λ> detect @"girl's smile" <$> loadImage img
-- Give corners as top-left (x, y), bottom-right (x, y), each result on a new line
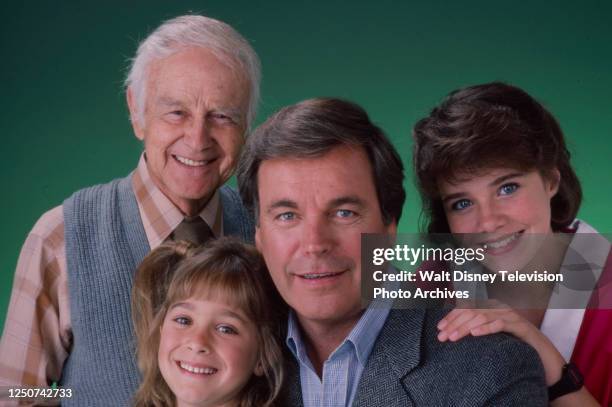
top-left (158, 297), bottom-right (261, 407)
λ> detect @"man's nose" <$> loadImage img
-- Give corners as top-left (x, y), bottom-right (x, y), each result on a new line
top-left (184, 116), bottom-right (213, 151)
top-left (301, 216), bottom-right (334, 256)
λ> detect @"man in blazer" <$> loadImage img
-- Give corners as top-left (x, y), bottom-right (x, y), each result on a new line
top-left (237, 97), bottom-right (548, 406)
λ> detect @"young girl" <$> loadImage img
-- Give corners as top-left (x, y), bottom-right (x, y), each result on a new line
top-left (131, 237), bottom-right (285, 407)
top-left (413, 82), bottom-right (611, 406)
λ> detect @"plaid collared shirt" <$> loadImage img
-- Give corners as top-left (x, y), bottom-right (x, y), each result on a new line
top-left (0, 155), bottom-right (222, 387)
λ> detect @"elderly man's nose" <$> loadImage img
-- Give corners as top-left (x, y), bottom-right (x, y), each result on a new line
top-left (184, 117), bottom-right (213, 150)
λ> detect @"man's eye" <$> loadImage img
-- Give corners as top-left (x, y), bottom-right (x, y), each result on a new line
top-left (165, 111), bottom-right (185, 121)
top-left (451, 199), bottom-right (472, 211)
top-left (173, 316), bottom-right (191, 326)
top-left (276, 212), bottom-right (295, 221)
top-left (499, 183), bottom-right (519, 196)
top-left (211, 112), bottom-right (235, 123)
top-left (216, 325), bottom-right (237, 335)
top-left (335, 209), bottom-right (356, 218)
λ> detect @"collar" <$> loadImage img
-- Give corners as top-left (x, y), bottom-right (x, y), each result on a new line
top-left (286, 301), bottom-right (391, 368)
top-left (546, 219), bottom-right (609, 308)
top-left (541, 219), bottom-right (611, 360)
top-left (131, 153), bottom-right (222, 249)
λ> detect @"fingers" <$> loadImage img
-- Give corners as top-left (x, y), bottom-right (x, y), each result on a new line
top-left (470, 319), bottom-right (505, 336)
top-left (437, 309), bottom-right (488, 342)
top-left (437, 307), bottom-right (465, 330)
top-left (438, 311), bottom-right (489, 342)
top-left (437, 306), bottom-right (523, 342)
top-left (438, 300), bottom-right (509, 330)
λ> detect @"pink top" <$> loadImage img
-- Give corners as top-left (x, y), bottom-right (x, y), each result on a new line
top-left (571, 248), bottom-right (612, 406)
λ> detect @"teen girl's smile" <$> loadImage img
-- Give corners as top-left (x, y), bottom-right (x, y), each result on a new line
top-left (438, 168), bottom-right (559, 271)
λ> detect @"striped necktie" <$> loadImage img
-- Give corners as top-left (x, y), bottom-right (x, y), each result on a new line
top-left (171, 215), bottom-right (214, 246)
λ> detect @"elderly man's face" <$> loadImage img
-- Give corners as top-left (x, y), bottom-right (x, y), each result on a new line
top-left (255, 145), bottom-right (397, 328)
top-left (128, 47), bottom-right (249, 215)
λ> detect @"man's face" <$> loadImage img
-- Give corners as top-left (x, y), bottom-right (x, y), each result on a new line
top-left (128, 47), bottom-right (249, 215)
top-left (255, 145), bottom-right (397, 327)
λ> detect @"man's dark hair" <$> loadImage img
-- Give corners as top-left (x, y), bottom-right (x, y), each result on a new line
top-left (412, 81), bottom-right (582, 233)
top-left (237, 97), bottom-right (405, 225)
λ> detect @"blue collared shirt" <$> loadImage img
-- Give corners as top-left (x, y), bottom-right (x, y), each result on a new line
top-left (286, 302), bottom-right (391, 407)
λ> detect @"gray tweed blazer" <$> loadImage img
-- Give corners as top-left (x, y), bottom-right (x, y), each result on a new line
top-left (281, 308), bottom-right (547, 406)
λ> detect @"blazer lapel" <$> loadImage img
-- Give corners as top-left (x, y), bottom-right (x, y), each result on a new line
top-left (219, 185), bottom-right (255, 243)
top-left (280, 353), bottom-right (304, 407)
top-left (353, 309), bottom-right (425, 407)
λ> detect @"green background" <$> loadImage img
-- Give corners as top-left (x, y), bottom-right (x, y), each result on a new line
top-left (1, 1), bottom-right (610, 330)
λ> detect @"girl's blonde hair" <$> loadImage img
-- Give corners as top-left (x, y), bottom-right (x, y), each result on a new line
top-left (131, 237), bottom-right (285, 407)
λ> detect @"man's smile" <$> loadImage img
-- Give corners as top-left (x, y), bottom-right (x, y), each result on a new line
top-left (172, 154), bottom-right (218, 167)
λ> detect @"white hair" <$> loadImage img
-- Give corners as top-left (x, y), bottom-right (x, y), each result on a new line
top-left (125, 15), bottom-right (261, 129)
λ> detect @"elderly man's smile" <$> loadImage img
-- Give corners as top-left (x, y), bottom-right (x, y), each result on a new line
top-left (172, 153), bottom-right (218, 168)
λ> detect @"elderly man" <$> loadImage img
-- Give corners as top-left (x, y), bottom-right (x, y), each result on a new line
top-left (237, 98), bottom-right (548, 406)
top-left (0, 15), bottom-right (257, 405)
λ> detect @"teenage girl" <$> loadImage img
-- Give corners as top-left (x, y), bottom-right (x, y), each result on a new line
top-left (413, 82), bottom-right (611, 406)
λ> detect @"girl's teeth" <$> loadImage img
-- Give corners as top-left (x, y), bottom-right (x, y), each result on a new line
top-left (485, 233), bottom-right (519, 249)
top-left (179, 361), bottom-right (217, 375)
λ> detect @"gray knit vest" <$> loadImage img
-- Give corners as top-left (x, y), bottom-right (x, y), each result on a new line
top-left (60, 175), bottom-right (254, 406)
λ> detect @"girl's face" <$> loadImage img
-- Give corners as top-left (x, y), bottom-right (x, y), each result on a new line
top-left (158, 295), bottom-right (261, 407)
top-left (438, 168), bottom-right (559, 271)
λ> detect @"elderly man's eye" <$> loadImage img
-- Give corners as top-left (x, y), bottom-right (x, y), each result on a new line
top-left (165, 111), bottom-right (185, 121)
top-left (210, 112), bottom-right (235, 123)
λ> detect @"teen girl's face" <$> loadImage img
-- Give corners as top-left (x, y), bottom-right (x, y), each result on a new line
top-left (438, 168), bottom-right (559, 271)
top-left (158, 296), bottom-right (261, 407)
